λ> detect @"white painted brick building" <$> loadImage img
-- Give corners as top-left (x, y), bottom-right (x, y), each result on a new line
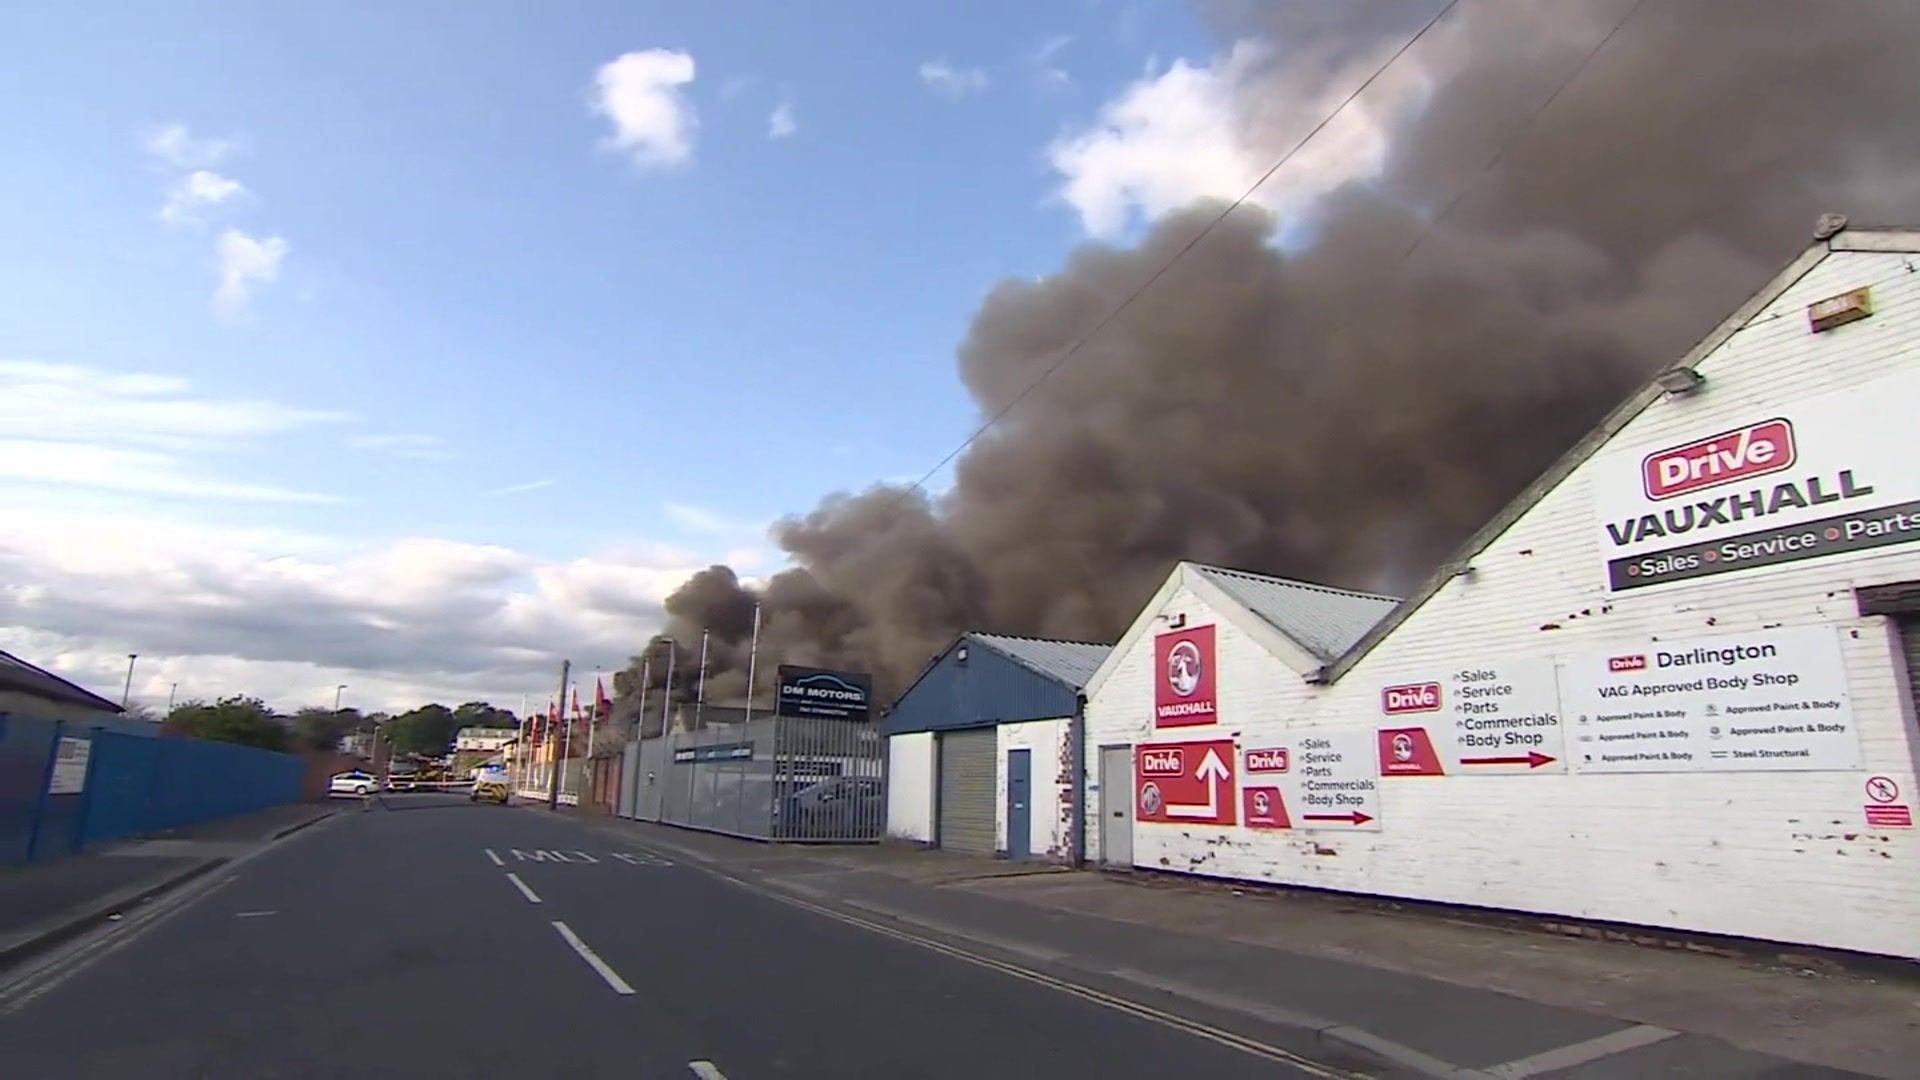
top-left (1082, 228), bottom-right (1920, 959)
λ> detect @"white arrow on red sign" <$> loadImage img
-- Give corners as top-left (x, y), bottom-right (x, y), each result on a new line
top-left (1164, 748), bottom-right (1231, 819)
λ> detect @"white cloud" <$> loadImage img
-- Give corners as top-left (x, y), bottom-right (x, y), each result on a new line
top-left (918, 60), bottom-right (988, 99)
top-left (160, 169), bottom-right (247, 225)
top-left (213, 228), bottom-right (289, 316)
top-left (1047, 39), bottom-right (1416, 238)
top-left (144, 123), bottom-right (234, 168)
top-left (0, 510), bottom-right (707, 712)
top-left (0, 440), bottom-right (338, 503)
top-left (767, 99), bottom-right (797, 139)
top-left (348, 433), bottom-right (453, 461)
top-left (0, 361), bottom-right (346, 502)
top-left (592, 49), bottom-right (698, 169)
top-left (489, 479), bottom-right (555, 497)
top-left (664, 502), bottom-right (767, 539)
top-left (1033, 35), bottom-right (1074, 89)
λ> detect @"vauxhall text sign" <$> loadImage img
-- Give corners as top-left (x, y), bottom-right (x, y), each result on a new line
top-left (775, 665), bottom-right (873, 721)
top-left (1592, 369), bottom-right (1920, 591)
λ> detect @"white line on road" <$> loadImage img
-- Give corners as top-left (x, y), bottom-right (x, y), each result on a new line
top-left (688, 1061), bottom-right (727, 1079)
top-left (552, 920), bottom-right (634, 995)
top-left (1483, 1024), bottom-right (1678, 1078)
top-left (233, 910), bottom-right (278, 918)
top-left (505, 872), bottom-right (542, 904)
top-left (485, 848), bottom-right (504, 866)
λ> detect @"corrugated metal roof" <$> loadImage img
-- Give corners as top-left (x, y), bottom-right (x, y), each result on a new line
top-left (969, 633), bottom-right (1110, 689)
top-left (0, 649), bottom-right (125, 712)
top-left (1188, 564), bottom-right (1399, 662)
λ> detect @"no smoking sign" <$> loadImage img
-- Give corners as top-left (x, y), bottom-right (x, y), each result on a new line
top-left (1866, 776), bottom-right (1900, 804)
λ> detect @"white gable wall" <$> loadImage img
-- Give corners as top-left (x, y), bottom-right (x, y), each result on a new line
top-left (1083, 244), bottom-right (1920, 958)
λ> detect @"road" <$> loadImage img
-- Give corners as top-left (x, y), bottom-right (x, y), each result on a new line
top-left (0, 795), bottom-right (1352, 1078)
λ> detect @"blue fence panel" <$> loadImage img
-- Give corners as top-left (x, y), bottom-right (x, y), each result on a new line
top-left (3, 714), bottom-right (304, 861)
top-left (0, 714), bottom-right (62, 865)
top-left (77, 732), bottom-right (163, 846)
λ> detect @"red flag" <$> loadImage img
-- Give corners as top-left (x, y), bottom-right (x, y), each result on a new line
top-left (571, 687), bottom-right (582, 719)
top-left (594, 678), bottom-right (610, 724)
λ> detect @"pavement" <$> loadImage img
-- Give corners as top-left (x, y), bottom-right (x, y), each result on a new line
top-left (0, 794), bottom-right (1911, 1079)
top-left (0, 801), bottom-right (337, 968)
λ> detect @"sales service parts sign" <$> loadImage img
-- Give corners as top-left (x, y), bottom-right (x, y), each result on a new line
top-left (1560, 625), bottom-right (1860, 773)
top-left (1377, 659), bottom-right (1566, 776)
top-left (1591, 368), bottom-right (1920, 592)
top-left (1154, 624), bottom-right (1217, 728)
top-left (1239, 728), bottom-right (1380, 831)
top-left (1136, 739), bottom-right (1236, 826)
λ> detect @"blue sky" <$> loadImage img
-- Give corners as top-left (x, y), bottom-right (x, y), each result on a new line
top-left (3, 1), bottom-right (1288, 710)
top-left (4, 2), bottom-right (1212, 554)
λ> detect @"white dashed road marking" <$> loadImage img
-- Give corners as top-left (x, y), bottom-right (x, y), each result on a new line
top-left (688, 1062), bottom-right (727, 1079)
top-left (485, 848), bottom-right (504, 866)
top-left (552, 920), bottom-right (635, 995)
top-left (505, 872), bottom-right (542, 904)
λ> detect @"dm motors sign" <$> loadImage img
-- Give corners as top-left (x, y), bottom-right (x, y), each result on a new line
top-left (775, 665), bottom-right (872, 721)
top-left (1592, 368), bottom-right (1920, 591)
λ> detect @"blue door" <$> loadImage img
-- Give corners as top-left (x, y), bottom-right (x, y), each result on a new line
top-left (1006, 749), bottom-right (1031, 861)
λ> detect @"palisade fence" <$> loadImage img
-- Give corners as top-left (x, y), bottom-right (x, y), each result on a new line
top-left (0, 712), bottom-right (303, 866)
top-left (617, 715), bottom-right (883, 842)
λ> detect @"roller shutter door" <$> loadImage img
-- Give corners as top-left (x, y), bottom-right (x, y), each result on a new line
top-left (938, 728), bottom-right (997, 855)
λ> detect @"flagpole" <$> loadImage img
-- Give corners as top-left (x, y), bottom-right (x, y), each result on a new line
top-left (743, 604), bottom-right (761, 726)
top-left (546, 660), bottom-right (569, 810)
top-left (657, 641), bottom-right (675, 824)
top-left (636, 655), bottom-right (652, 743)
top-left (737, 602), bottom-right (761, 833)
top-left (586, 666), bottom-right (599, 761)
top-left (560, 679), bottom-right (575, 802)
top-left (694, 629), bottom-right (710, 729)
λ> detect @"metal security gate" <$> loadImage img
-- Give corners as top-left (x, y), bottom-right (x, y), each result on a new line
top-left (937, 728), bottom-right (996, 854)
top-left (645, 715), bottom-right (882, 842)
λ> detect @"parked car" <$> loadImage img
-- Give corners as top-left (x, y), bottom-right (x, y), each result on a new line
top-left (470, 765), bottom-right (511, 805)
top-left (328, 770), bottom-right (377, 797)
top-left (781, 776), bottom-right (883, 837)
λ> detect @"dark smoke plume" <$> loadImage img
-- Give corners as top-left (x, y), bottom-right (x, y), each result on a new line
top-left (618, 0), bottom-right (1920, 716)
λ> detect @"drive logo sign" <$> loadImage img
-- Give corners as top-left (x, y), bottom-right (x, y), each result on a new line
top-left (1153, 624), bottom-right (1217, 727)
top-left (1642, 419), bottom-right (1794, 501)
top-left (1381, 682), bottom-right (1441, 715)
top-left (1608, 654), bottom-right (1648, 673)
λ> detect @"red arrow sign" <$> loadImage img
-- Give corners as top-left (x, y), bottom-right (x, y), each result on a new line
top-left (1460, 751), bottom-right (1556, 768)
top-left (1302, 811), bottom-right (1373, 825)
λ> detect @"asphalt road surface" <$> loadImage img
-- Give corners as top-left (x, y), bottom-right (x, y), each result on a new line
top-left (0, 795), bottom-right (1349, 1079)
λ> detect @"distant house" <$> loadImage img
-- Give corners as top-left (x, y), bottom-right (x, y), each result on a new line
top-left (0, 649), bottom-right (126, 724)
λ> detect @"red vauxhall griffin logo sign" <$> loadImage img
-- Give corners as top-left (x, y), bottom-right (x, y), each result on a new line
top-left (1641, 418), bottom-right (1795, 501)
top-left (1154, 624), bottom-right (1217, 728)
top-left (1381, 682), bottom-right (1441, 715)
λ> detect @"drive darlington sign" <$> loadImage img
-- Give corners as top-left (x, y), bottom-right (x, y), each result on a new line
top-left (1591, 369), bottom-right (1920, 591)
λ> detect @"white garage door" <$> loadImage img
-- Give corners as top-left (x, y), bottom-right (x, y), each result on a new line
top-left (937, 728), bottom-right (997, 855)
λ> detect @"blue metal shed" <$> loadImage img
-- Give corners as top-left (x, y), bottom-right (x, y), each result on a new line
top-left (884, 633), bottom-right (1110, 735)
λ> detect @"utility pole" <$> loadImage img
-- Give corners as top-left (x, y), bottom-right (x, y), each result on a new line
top-left (547, 658), bottom-right (570, 811)
top-left (121, 653), bottom-right (138, 707)
top-left (167, 682), bottom-right (178, 713)
top-left (334, 684), bottom-right (347, 712)
top-left (694, 629), bottom-right (711, 729)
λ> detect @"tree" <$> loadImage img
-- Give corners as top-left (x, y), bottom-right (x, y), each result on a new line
top-left (451, 702), bottom-right (517, 730)
top-left (164, 696), bottom-right (289, 752)
top-left (383, 703), bottom-right (457, 757)
top-left (291, 706), bottom-right (361, 751)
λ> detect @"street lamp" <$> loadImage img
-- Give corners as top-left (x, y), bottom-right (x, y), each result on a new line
top-left (334, 684), bottom-right (348, 712)
top-left (121, 653), bottom-right (138, 708)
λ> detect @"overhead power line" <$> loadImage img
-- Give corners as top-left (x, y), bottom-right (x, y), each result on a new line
top-left (888, 0), bottom-right (1463, 505)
